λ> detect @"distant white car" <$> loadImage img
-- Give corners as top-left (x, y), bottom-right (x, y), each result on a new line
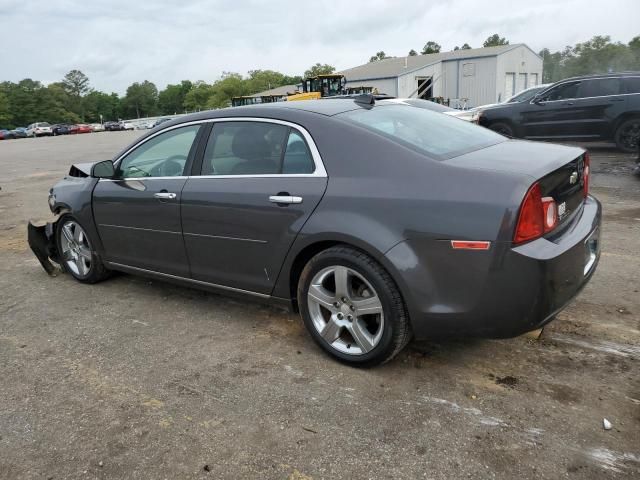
top-left (446, 84), bottom-right (552, 122)
top-left (26, 122), bottom-right (53, 137)
top-left (90, 123), bottom-right (105, 132)
top-left (122, 122), bottom-right (135, 131)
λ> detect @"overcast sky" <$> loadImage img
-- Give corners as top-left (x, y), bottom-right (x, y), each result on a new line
top-left (0, 0), bottom-right (637, 94)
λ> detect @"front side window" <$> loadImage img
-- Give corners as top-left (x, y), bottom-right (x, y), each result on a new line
top-left (117, 125), bottom-right (200, 178)
top-left (202, 122), bottom-right (313, 176)
top-left (543, 82), bottom-right (580, 101)
top-left (338, 104), bottom-right (505, 159)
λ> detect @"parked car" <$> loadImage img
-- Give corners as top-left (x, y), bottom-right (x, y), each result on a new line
top-left (26, 122), bottom-right (52, 137)
top-left (67, 124), bottom-right (79, 134)
top-left (104, 121), bottom-right (123, 131)
top-left (477, 72), bottom-right (640, 152)
top-left (0, 129), bottom-right (16, 140)
top-left (90, 123), bottom-right (105, 132)
top-left (28, 98), bottom-right (601, 366)
top-left (51, 124), bottom-right (70, 136)
top-left (447, 84), bottom-right (552, 122)
top-left (11, 127), bottom-right (28, 138)
top-left (122, 122), bottom-right (135, 131)
top-left (151, 117), bottom-right (172, 128)
top-left (76, 124), bottom-right (92, 134)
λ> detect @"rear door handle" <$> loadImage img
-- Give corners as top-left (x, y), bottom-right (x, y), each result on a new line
top-left (154, 192), bottom-right (177, 200)
top-left (269, 195), bottom-right (303, 204)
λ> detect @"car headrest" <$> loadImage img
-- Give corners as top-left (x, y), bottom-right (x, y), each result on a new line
top-left (231, 125), bottom-right (271, 161)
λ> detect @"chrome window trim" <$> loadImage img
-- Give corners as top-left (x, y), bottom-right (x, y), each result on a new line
top-left (532, 76), bottom-right (640, 104)
top-left (107, 117), bottom-right (328, 181)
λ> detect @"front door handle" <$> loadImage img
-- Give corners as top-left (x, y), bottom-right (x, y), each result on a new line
top-left (154, 192), bottom-right (177, 200)
top-left (269, 195), bottom-right (303, 204)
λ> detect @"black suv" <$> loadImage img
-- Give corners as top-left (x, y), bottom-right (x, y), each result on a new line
top-left (477, 72), bottom-right (640, 152)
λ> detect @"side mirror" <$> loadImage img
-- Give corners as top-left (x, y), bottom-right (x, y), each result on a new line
top-left (91, 160), bottom-right (115, 178)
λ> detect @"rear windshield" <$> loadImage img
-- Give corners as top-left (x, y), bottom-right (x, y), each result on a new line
top-left (337, 104), bottom-right (505, 159)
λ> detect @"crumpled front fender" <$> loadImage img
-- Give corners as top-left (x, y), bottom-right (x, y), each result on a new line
top-left (27, 221), bottom-right (60, 276)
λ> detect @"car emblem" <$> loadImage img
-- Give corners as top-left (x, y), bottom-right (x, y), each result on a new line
top-left (569, 171), bottom-right (578, 185)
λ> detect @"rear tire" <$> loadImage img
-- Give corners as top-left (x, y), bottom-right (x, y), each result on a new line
top-left (55, 215), bottom-right (110, 284)
top-left (297, 246), bottom-right (412, 367)
top-left (489, 122), bottom-right (514, 137)
top-left (614, 118), bottom-right (640, 153)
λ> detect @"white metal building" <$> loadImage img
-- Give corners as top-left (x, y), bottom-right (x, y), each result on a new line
top-left (339, 44), bottom-right (542, 108)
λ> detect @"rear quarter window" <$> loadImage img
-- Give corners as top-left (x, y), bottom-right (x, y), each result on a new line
top-left (337, 104), bottom-right (505, 159)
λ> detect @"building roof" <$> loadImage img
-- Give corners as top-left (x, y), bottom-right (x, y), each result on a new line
top-left (250, 84), bottom-right (298, 97)
top-left (338, 44), bottom-right (527, 82)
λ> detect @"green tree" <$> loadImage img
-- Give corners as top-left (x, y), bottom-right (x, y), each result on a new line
top-left (483, 34), bottom-right (509, 47)
top-left (408, 49), bottom-right (417, 56)
top-left (421, 41), bottom-right (441, 55)
top-left (123, 81), bottom-right (158, 118)
top-left (62, 69), bottom-right (91, 97)
top-left (369, 51), bottom-right (391, 62)
top-left (461, 43), bottom-right (472, 50)
top-left (158, 80), bottom-right (193, 115)
top-left (303, 63), bottom-right (335, 78)
top-left (245, 70), bottom-right (287, 93)
top-left (39, 83), bottom-right (81, 124)
top-left (183, 81), bottom-right (215, 111)
top-left (207, 72), bottom-right (248, 109)
top-left (83, 90), bottom-right (122, 122)
top-left (0, 91), bottom-right (11, 127)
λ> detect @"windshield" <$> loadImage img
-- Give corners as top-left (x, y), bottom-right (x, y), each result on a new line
top-left (337, 104), bottom-right (505, 159)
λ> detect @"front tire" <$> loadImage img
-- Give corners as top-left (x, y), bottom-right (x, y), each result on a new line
top-left (297, 246), bottom-right (412, 367)
top-left (614, 118), bottom-right (640, 153)
top-left (489, 122), bottom-right (514, 137)
top-left (55, 215), bottom-right (110, 283)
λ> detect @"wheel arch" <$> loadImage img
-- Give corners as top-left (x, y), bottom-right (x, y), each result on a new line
top-left (278, 233), bottom-right (410, 315)
top-left (612, 111), bottom-right (640, 132)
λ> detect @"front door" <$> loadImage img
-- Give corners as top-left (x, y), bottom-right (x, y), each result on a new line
top-left (93, 124), bottom-right (202, 276)
top-left (520, 80), bottom-right (582, 139)
top-left (181, 120), bottom-right (328, 295)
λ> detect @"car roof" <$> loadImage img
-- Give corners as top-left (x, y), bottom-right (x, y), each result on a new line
top-left (558, 71), bottom-right (640, 82)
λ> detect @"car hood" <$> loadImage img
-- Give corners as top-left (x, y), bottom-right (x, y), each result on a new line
top-left (68, 162), bottom-right (98, 177)
top-left (444, 139), bottom-right (584, 181)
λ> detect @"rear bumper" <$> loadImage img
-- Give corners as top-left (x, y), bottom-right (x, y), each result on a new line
top-left (385, 196), bottom-right (602, 339)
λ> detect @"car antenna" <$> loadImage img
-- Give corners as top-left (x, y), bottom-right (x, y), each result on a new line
top-left (354, 93), bottom-right (375, 106)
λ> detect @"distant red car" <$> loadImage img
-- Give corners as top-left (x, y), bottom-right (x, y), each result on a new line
top-left (77, 124), bottom-right (92, 134)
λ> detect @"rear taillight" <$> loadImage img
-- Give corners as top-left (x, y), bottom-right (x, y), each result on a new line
top-left (514, 183), bottom-right (558, 245)
top-left (583, 152), bottom-right (590, 198)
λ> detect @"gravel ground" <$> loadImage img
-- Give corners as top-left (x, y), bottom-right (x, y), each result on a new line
top-left (0, 132), bottom-right (639, 480)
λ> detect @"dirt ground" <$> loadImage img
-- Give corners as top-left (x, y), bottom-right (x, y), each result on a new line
top-left (0, 132), bottom-right (639, 480)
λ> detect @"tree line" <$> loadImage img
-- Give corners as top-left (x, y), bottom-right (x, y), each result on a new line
top-left (1, 34), bottom-right (639, 129)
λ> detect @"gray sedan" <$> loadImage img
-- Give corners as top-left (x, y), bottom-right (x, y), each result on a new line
top-left (29, 96), bottom-right (601, 366)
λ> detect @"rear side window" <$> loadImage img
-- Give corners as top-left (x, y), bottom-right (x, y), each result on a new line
top-left (577, 78), bottom-right (621, 98)
top-left (201, 122), bottom-right (314, 175)
top-left (624, 77), bottom-right (640, 94)
top-left (282, 131), bottom-right (314, 174)
top-left (337, 104), bottom-right (504, 159)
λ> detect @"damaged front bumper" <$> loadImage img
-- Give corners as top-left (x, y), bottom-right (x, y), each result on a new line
top-left (27, 220), bottom-right (60, 275)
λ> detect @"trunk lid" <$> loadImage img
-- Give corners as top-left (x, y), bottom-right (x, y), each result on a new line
top-left (445, 139), bottom-right (588, 227)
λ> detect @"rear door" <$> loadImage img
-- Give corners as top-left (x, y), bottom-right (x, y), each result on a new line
top-left (92, 124), bottom-right (203, 276)
top-left (181, 119), bottom-right (328, 295)
top-left (567, 77), bottom-right (623, 139)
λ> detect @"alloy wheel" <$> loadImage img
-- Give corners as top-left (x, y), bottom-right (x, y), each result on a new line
top-left (307, 265), bottom-right (384, 355)
top-left (620, 120), bottom-right (640, 151)
top-left (59, 220), bottom-right (92, 277)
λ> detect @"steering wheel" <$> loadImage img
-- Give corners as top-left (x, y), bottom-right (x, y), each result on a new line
top-left (157, 155), bottom-right (187, 177)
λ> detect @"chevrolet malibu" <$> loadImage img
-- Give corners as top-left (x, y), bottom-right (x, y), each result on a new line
top-left (28, 97), bottom-right (601, 366)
